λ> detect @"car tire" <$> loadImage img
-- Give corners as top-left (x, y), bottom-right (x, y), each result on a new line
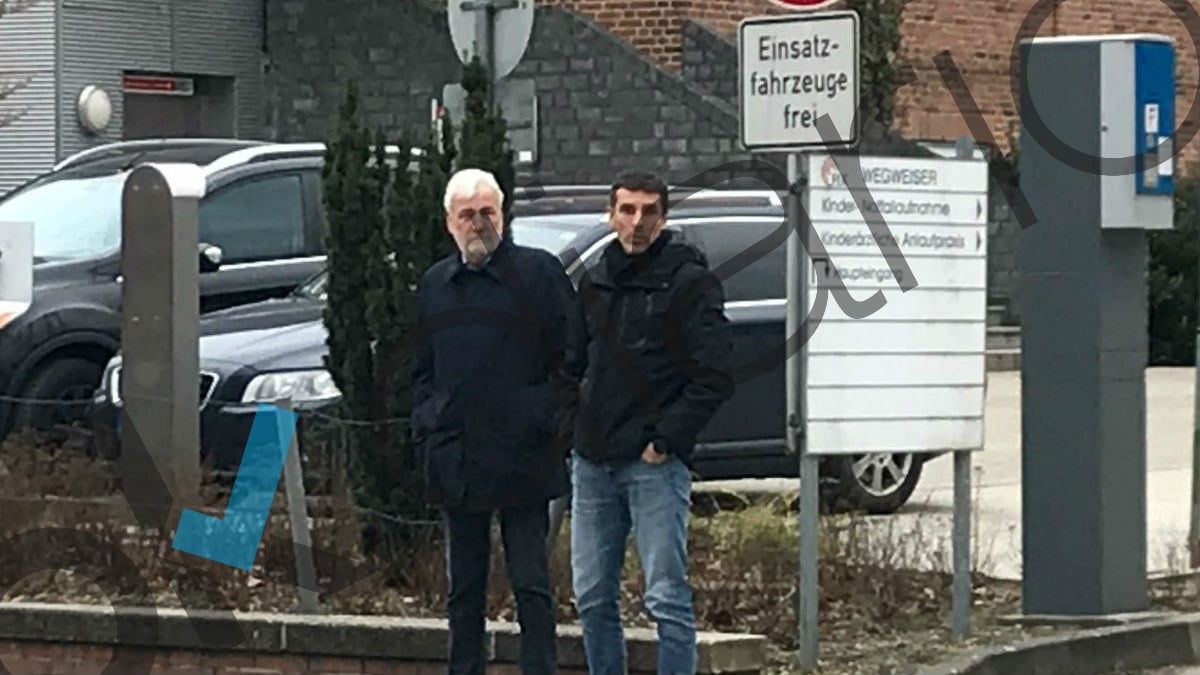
top-left (13, 358), bottom-right (105, 432)
top-left (822, 452), bottom-right (923, 515)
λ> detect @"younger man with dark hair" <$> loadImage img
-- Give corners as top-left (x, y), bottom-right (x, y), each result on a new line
top-left (566, 169), bottom-right (735, 675)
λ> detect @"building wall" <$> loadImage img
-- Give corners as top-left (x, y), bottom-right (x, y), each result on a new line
top-left (57, 0), bottom-right (264, 158)
top-left (264, 0), bottom-right (1027, 320)
top-left (263, 0), bottom-right (797, 187)
top-left (0, 0), bottom-right (58, 195)
top-left (548, 0), bottom-right (1200, 172)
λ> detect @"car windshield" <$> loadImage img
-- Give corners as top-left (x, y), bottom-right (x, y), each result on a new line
top-left (0, 171), bottom-right (127, 262)
top-left (510, 213), bottom-right (603, 255)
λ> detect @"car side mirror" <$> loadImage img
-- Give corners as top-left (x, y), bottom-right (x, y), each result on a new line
top-left (199, 243), bottom-right (222, 273)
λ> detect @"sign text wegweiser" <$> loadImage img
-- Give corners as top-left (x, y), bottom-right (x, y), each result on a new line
top-left (738, 11), bottom-right (860, 150)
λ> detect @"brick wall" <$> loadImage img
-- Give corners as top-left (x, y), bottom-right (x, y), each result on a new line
top-left (0, 604), bottom-right (766, 675)
top-left (548, 0), bottom-right (1200, 168)
top-left (265, 0), bottom-right (800, 186)
top-left (681, 19), bottom-right (738, 104)
top-left (543, 0), bottom-right (791, 70)
top-left (0, 639), bottom-right (593, 675)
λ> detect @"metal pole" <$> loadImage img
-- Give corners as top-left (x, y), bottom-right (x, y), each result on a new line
top-left (952, 137), bottom-right (974, 637)
top-left (789, 152), bottom-right (818, 672)
top-left (952, 450), bottom-right (971, 637)
top-left (279, 398), bottom-right (323, 614)
top-left (1191, 303), bottom-right (1200, 568)
top-left (485, 1), bottom-right (497, 115)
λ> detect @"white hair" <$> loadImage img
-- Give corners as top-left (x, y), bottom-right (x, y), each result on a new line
top-left (443, 168), bottom-right (504, 212)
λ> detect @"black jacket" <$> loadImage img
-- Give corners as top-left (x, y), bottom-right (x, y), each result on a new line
top-left (567, 229), bottom-right (735, 467)
top-left (411, 239), bottom-right (575, 512)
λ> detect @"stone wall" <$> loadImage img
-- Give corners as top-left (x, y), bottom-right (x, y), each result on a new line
top-left (538, 0), bottom-right (1200, 171)
top-left (264, 0), bottom-right (788, 186)
top-left (0, 602), bottom-right (766, 675)
top-left (681, 20), bottom-right (737, 105)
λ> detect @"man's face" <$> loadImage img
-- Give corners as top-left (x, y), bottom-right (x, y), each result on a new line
top-left (446, 187), bottom-right (504, 262)
top-left (608, 188), bottom-right (666, 255)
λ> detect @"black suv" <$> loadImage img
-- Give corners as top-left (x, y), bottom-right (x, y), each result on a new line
top-left (0, 139), bottom-right (344, 436)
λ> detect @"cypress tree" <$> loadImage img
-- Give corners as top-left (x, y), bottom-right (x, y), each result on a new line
top-left (322, 84), bottom-right (420, 555)
top-left (322, 82), bottom-right (378, 430)
top-left (454, 56), bottom-right (517, 238)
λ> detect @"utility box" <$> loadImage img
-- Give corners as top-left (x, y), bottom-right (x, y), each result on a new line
top-left (1018, 33), bottom-right (1178, 618)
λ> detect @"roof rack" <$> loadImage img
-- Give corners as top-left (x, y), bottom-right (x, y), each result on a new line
top-left (204, 142), bottom-right (427, 175)
top-left (53, 138), bottom-right (265, 172)
top-left (514, 184), bottom-right (783, 210)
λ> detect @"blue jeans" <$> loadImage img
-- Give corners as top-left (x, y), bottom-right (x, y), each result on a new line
top-left (570, 454), bottom-right (696, 675)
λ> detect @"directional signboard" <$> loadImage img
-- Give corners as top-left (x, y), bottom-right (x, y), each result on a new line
top-left (804, 154), bottom-right (989, 455)
top-left (738, 11), bottom-right (860, 151)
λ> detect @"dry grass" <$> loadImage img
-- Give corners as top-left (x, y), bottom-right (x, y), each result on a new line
top-left (4, 429), bottom-right (1200, 675)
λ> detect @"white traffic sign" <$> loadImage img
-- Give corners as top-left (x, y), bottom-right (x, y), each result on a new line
top-left (448, 0), bottom-right (534, 79)
top-left (738, 11), bottom-right (860, 151)
top-left (803, 154), bottom-right (990, 455)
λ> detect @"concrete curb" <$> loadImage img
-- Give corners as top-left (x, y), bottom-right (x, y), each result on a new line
top-left (0, 601), bottom-right (768, 674)
top-left (914, 612), bottom-right (1200, 675)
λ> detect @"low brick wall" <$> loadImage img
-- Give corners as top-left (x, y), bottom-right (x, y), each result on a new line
top-left (0, 602), bottom-right (766, 675)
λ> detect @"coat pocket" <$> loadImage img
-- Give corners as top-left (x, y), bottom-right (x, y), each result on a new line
top-left (422, 428), bottom-right (466, 505)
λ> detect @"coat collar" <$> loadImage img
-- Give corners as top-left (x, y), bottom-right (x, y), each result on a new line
top-left (587, 229), bottom-right (676, 289)
top-left (441, 236), bottom-right (514, 284)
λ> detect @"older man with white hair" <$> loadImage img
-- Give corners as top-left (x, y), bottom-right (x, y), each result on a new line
top-left (410, 167), bottom-right (579, 675)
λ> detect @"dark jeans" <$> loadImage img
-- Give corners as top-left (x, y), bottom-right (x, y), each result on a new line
top-left (444, 501), bottom-right (557, 675)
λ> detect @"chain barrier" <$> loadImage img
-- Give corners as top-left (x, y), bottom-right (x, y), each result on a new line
top-left (0, 392), bottom-right (440, 528)
top-left (0, 392), bottom-right (411, 427)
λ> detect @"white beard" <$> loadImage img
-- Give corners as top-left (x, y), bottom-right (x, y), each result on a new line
top-left (465, 236), bottom-right (490, 262)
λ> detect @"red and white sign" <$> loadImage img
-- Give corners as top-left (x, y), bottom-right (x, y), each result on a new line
top-left (122, 74), bottom-right (195, 96)
top-left (766, 0), bottom-right (841, 9)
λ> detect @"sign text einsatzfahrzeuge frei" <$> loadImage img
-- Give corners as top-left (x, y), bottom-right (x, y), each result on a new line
top-left (738, 11), bottom-right (860, 150)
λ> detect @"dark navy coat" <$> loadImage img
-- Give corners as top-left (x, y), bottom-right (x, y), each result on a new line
top-left (410, 238), bottom-right (576, 512)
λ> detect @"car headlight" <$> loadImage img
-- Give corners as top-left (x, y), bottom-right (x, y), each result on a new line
top-left (241, 370), bottom-right (341, 404)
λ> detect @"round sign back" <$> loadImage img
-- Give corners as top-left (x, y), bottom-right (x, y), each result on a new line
top-left (765, 0), bottom-right (841, 8)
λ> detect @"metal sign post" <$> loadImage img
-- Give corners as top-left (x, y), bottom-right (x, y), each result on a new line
top-left (276, 397), bottom-right (323, 614)
top-left (739, 9), bottom-right (860, 671)
top-left (120, 163), bottom-right (204, 507)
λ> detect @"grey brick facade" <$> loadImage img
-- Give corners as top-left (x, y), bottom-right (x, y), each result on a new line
top-left (264, 0), bottom-right (787, 188)
top-left (682, 20), bottom-right (738, 107)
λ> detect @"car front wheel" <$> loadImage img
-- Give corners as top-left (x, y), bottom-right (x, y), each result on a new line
top-left (824, 452), bottom-right (923, 514)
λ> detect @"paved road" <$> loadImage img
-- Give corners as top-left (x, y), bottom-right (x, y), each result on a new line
top-left (695, 367), bottom-right (1198, 580)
